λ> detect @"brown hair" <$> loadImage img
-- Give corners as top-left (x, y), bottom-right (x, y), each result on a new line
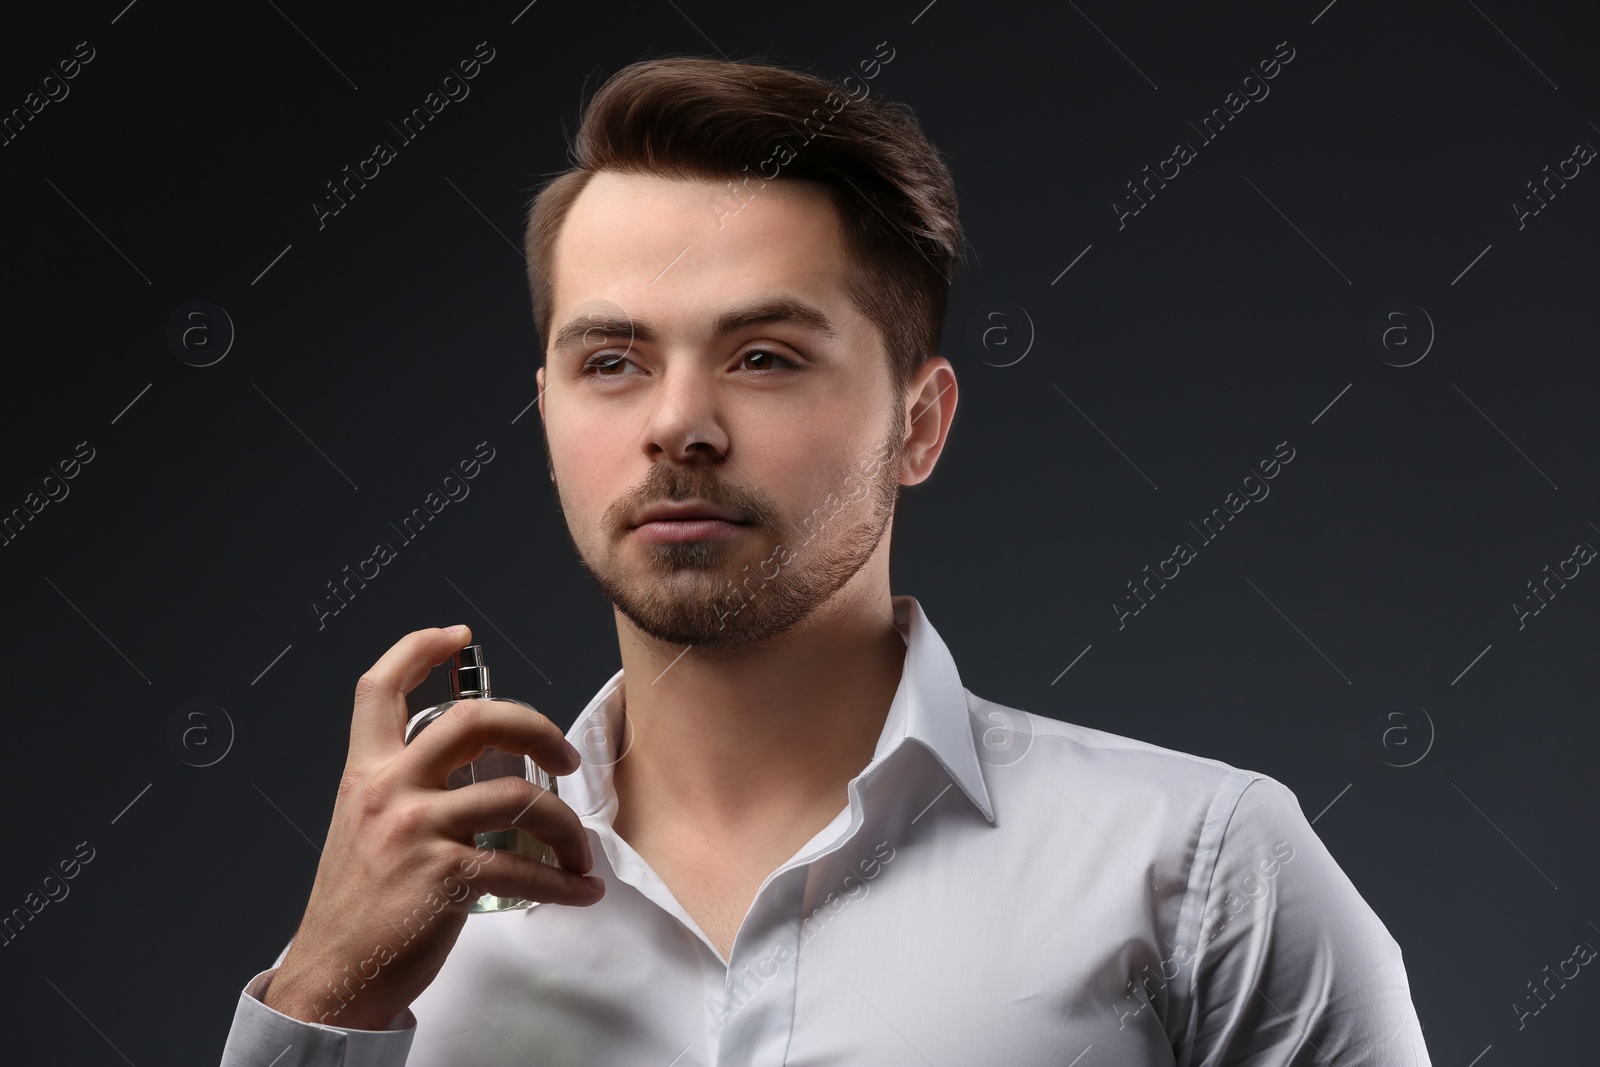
top-left (522, 54), bottom-right (966, 400)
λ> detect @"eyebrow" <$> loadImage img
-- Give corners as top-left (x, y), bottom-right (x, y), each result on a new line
top-left (550, 296), bottom-right (840, 356)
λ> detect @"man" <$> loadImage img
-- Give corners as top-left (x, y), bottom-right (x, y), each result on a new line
top-left (220, 54), bottom-right (1432, 1065)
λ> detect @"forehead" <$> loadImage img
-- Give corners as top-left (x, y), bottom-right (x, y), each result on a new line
top-left (550, 170), bottom-right (857, 335)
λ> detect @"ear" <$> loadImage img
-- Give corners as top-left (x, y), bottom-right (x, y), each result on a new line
top-left (899, 357), bottom-right (957, 486)
top-left (536, 365), bottom-right (547, 420)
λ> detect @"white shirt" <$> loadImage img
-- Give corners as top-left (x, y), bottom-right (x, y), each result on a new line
top-left (219, 595), bottom-right (1432, 1065)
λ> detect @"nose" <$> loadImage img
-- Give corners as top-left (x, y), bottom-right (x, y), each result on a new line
top-left (640, 360), bottom-right (731, 464)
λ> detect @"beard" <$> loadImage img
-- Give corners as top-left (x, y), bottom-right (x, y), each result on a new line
top-left (550, 426), bottom-right (903, 653)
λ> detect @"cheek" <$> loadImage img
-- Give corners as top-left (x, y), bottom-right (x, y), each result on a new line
top-left (549, 424), bottom-right (621, 519)
top-left (778, 432), bottom-right (883, 518)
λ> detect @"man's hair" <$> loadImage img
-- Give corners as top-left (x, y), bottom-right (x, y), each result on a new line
top-left (522, 54), bottom-right (966, 400)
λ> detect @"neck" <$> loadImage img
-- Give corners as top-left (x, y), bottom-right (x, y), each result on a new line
top-left (609, 571), bottom-right (905, 844)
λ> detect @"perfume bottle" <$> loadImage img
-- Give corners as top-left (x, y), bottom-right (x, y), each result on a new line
top-left (404, 643), bottom-right (561, 913)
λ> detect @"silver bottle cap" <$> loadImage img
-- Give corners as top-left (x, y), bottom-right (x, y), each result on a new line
top-left (451, 644), bottom-right (491, 699)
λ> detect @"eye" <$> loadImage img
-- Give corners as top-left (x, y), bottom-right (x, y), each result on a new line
top-left (580, 348), bottom-right (799, 379)
top-left (739, 349), bottom-right (798, 372)
top-left (580, 352), bottom-right (639, 377)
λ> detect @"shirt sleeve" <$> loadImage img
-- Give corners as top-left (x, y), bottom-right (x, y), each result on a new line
top-left (1180, 775), bottom-right (1433, 1066)
top-left (217, 941), bottom-right (418, 1067)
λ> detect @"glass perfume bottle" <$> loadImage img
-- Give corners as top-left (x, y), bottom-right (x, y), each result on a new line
top-left (404, 643), bottom-right (560, 913)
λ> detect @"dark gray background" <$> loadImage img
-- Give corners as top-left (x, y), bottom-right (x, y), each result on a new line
top-left (1, 0), bottom-right (1595, 1063)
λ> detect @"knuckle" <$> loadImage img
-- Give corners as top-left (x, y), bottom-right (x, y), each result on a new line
top-left (536, 860), bottom-right (586, 900)
top-left (334, 768), bottom-right (365, 807)
top-left (335, 767), bottom-right (375, 812)
top-left (496, 773), bottom-right (549, 812)
top-left (354, 773), bottom-right (396, 821)
top-left (437, 865), bottom-right (477, 903)
top-left (353, 670), bottom-right (385, 701)
top-left (537, 717), bottom-right (565, 748)
top-left (451, 843), bottom-right (492, 880)
top-left (424, 840), bottom-right (467, 877)
top-left (450, 697), bottom-right (490, 731)
top-left (519, 857), bottom-right (556, 895)
top-left (388, 798), bottom-right (431, 837)
top-left (522, 713), bottom-right (562, 756)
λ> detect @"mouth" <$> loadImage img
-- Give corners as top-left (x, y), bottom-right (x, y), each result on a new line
top-left (629, 517), bottom-right (750, 543)
top-left (627, 498), bottom-right (755, 543)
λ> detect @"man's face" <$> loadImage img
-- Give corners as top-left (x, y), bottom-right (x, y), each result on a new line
top-left (535, 171), bottom-right (907, 651)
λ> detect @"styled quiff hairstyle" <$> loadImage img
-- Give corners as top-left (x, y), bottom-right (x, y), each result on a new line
top-left (522, 54), bottom-right (966, 400)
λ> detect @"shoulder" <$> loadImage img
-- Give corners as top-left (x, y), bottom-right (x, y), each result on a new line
top-left (961, 688), bottom-right (1303, 836)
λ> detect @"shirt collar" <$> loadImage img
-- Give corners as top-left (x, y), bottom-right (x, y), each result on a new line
top-left (558, 594), bottom-right (995, 826)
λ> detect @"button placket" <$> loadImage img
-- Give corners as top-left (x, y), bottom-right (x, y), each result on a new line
top-left (711, 866), bottom-right (808, 1065)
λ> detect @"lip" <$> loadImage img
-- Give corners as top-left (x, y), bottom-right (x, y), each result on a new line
top-left (630, 518), bottom-right (749, 543)
top-left (629, 501), bottom-right (750, 528)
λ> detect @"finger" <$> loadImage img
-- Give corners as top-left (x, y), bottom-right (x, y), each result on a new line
top-left (349, 625), bottom-right (473, 768)
top-left (431, 774), bottom-right (593, 874)
top-left (401, 697), bottom-right (579, 788)
top-left (456, 843), bottom-right (605, 908)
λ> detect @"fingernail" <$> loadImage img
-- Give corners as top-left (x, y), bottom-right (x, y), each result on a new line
top-left (564, 739), bottom-right (582, 764)
top-left (445, 624), bottom-right (467, 634)
top-left (584, 875), bottom-right (604, 892)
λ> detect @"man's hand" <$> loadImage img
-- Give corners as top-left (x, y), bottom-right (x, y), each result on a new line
top-left (262, 625), bottom-right (603, 1030)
